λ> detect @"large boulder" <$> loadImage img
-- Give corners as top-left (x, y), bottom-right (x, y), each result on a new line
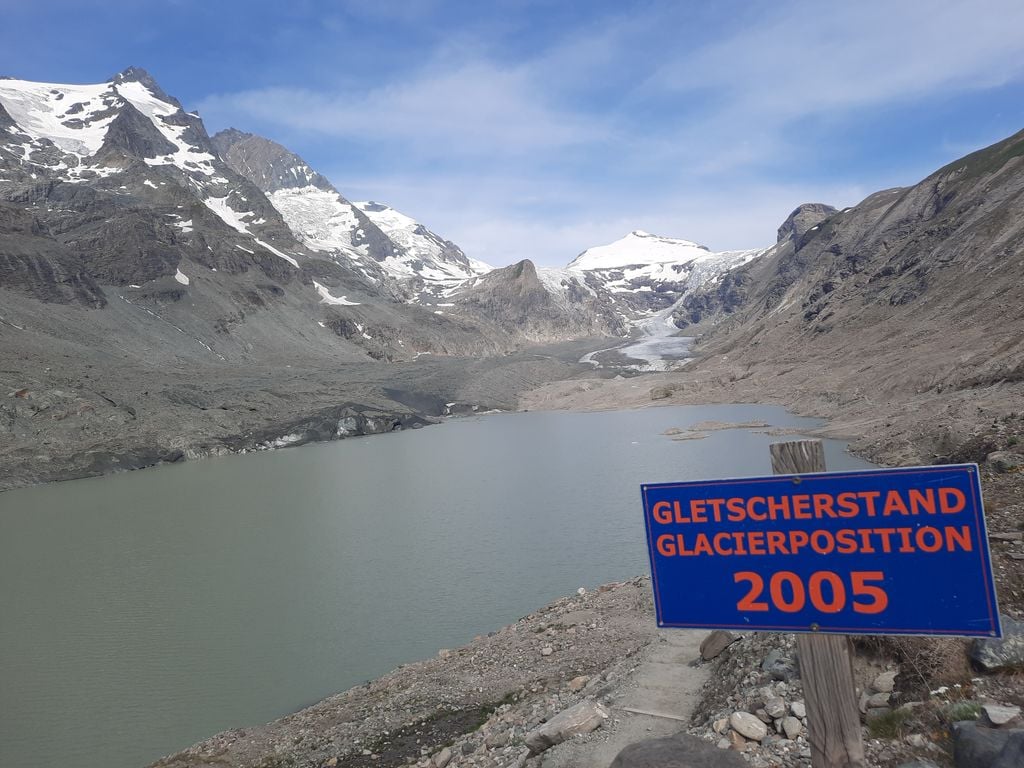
top-left (952, 720), bottom-right (1024, 768)
top-left (970, 615), bottom-right (1024, 672)
top-left (609, 732), bottom-right (746, 768)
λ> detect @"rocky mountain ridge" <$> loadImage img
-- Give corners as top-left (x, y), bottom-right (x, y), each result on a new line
top-left (676, 127), bottom-right (1024, 409)
top-left (0, 68), bottom-right (651, 489)
top-left (211, 128), bottom-right (492, 300)
top-left (0, 68), bottom-right (645, 369)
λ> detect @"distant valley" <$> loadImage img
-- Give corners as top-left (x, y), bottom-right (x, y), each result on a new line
top-left (1, 67), bottom-right (1023, 492)
top-left (0, 68), bottom-right (770, 489)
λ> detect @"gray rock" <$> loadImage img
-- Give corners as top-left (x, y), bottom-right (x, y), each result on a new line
top-left (896, 761), bottom-right (940, 768)
top-left (971, 615), bottom-right (1024, 672)
top-left (432, 747), bottom-right (452, 768)
top-left (524, 699), bottom-right (609, 754)
top-left (867, 691), bottom-right (892, 708)
top-left (730, 712), bottom-right (768, 741)
top-left (761, 649), bottom-right (798, 681)
top-left (781, 716), bottom-right (802, 740)
top-left (485, 730), bottom-right (510, 749)
top-left (983, 703), bottom-right (1021, 726)
top-left (764, 696), bottom-right (787, 719)
top-left (952, 720), bottom-right (1024, 768)
top-left (755, 708), bottom-right (772, 723)
top-left (986, 451), bottom-right (1024, 473)
top-left (609, 732), bottom-right (747, 768)
top-left (790, 700), bottom-right (806, 718)
top-left (873, 670), bottom-right (897, 693)
top-left (990, 532), bottom-right (1024, 542)
top-left (700, 630), bottom-right (736, 661)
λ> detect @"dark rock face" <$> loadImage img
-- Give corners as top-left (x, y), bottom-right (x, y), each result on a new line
top-left (776, 203), bottom-right (838, 243)
top-left (673, 269), bottom-right (750, 328)
top-left (452, 259), bottom-right (625, 341)
top-left (0, 202), bottom-right (107, 306)
top-left (971, 615), bottom-right (1024, 672)
top-left (96, 101), bottom-right (178, 159)
top-left (211, 128), bottom-right (334, 193)
top-left (609, 732), bottom-right (746, 768)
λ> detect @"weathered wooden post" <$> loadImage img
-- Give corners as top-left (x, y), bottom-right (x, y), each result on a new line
top-left (770, 439), bottom-right (865, 768)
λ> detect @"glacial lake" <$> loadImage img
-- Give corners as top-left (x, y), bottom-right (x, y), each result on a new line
top-left (0, 404), bottom-right (875, 768)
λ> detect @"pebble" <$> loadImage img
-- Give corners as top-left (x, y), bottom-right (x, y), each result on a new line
top-left (567, 675), bottom-right (590, 692)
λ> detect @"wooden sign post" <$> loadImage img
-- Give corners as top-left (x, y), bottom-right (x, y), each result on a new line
top-left (642, 436), bottom-right (1000, 768)
top-left (770, 440), bottom-right (865, 768)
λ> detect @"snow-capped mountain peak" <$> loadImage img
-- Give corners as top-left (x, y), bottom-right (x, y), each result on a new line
top-left (568, 230), bottom-right (711, 272)
top-left (0, 68), bottom-right (218, 179)
top-left (559, 230), bottom-right (765, 319)
top-left (354, 201), bottom-right (491, 286)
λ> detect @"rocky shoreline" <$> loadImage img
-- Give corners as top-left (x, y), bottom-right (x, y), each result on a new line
top-left (7, 331), bottom-right (1024, 768)
top-left (151, 578), bottom-right (670, 768)
top-left (143, 352), bottom-right (1024, 768)
top-left (0, 337), bottom-right (610, 492)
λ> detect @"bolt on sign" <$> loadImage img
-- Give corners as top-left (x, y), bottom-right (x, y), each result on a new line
top-left (641, 464), bottom-right (1001, 637)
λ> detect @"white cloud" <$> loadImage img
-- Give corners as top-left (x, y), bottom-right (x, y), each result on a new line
top-left (654, 0), bottom-right (1024, 122)
top-left (197, 0), bottom-right (1024, 268)
top-left (198, 60), bottom-right (611, 157)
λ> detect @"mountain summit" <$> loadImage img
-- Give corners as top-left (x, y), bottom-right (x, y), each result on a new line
top-left (562, 230), bottom-right (763, 318)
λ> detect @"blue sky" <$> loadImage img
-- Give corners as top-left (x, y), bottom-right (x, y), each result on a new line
top-left (4, 0), bottom-right (1024, 266)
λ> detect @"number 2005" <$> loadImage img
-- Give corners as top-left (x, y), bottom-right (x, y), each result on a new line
top-left (733, 570), bottom-right (888, 614)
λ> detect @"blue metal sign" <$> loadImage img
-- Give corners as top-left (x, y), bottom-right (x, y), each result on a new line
top-left (641, 464), bottom-right (1001, 637)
